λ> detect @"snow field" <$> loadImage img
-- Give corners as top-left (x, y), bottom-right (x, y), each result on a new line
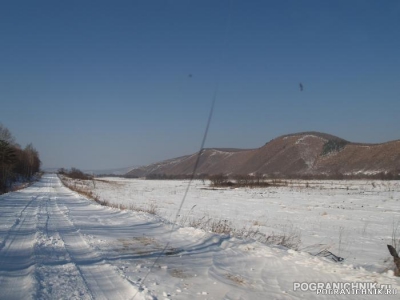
top-left (93, 178), bottom-right (400, 273)
top-left (1, 174), bottom-right (399, 299)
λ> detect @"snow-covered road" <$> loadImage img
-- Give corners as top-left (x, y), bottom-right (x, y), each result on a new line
top-left (0, 174), bottom-right (142, 300)
top-left (0, 174), bottom-right (399, 299)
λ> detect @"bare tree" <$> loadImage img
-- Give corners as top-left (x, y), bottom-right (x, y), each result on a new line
top-left (0, 123), bottom-right (16, 145)
top-left (0, 140), bottom-right (17, 192)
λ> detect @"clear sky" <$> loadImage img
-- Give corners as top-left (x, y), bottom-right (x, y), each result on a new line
top-left (1, 0), bottom-right (399, 170)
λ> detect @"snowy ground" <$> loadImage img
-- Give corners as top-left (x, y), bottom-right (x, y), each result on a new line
top-left (0, 174), bottom-right (399, 299)
top-left (92, 177), bottom-right (400, 274)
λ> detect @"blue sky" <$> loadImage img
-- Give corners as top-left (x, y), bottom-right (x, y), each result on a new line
top-left (1, 0), bottom-right (399, 170)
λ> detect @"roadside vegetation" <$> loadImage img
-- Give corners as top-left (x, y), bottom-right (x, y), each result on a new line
top-left (0, 124), bottom-right (41, 194)
top-left (58, 171), bottom-right (159, 214)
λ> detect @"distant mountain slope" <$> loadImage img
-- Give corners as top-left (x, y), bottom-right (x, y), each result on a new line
top-left (125, 132), bottom-right (400, 177)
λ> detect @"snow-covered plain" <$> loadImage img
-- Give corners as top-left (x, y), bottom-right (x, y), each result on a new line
top-left (1, 174), bottom-right (399, 299)
top-left (93, 177), bottom-right (400, 274)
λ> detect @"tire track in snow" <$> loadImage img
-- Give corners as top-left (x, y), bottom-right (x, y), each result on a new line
top-left (0, 195), bottom-right (39, 251)
top-left (0, 193), bottom-right (40, 300)
top-left (48, 180), bottom-right (145, 300)
top-left (35, 192), bottom-right (93, 300)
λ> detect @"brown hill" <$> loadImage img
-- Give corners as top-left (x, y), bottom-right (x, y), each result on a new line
top-left (125, 132), bottom-right (400, 178)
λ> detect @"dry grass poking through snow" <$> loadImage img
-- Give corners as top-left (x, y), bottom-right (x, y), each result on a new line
top-left (180, 214), bottom-right (302, 250)
top-left (59, 175), bottom-right (158, 214)
top-left (59, 175), bottom-right (302, 251)
top-left (59, 175), bottom-right (99, 201)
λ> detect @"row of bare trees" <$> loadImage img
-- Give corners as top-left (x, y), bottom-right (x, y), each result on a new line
top-left (143, 171), bottom-right (400, 187)
top-left (144, 173), bottom-right (208, 180)
top-left (209, 174), bottom-right (276, 187)
top-left (208, 172), bottom-right (400, 187)
top-left (0, 124), bottom-right (41, 193)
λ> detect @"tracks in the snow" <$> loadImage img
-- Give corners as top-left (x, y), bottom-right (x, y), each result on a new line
top-left (0, 175), bottom-right (142, 300)
top-left (0, 193), bottom-right (40, 299)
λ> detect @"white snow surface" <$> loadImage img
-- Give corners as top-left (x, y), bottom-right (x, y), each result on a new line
top-left (1, 174), bottom-right (399, 299)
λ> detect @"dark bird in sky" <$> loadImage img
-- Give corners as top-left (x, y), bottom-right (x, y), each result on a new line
top-left (299, 83), bottom-right (303, 91)
top-left (188, 74), bottom-right (193, 78)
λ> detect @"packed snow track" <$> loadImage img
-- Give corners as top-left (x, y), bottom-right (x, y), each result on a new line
top-left (0, 174), bottom-right (399, 299)
top-left (0, 175), bottom-right (143, 300)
